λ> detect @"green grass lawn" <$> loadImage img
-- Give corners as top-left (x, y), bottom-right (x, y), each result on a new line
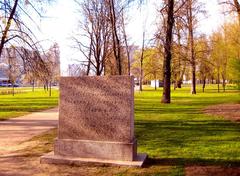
top-left (0, 88), bottom-right (59, 120)
top-left (1, 84), bottom-right (240, 175)
top-left (134, 84), bottom-right (240, 174)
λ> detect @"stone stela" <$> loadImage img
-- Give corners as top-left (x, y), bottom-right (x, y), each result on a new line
top-left (41, 76), bottom-right (147, 167)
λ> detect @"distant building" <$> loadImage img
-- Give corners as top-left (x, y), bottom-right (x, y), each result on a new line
top-left (0, 45), bottom-right (60, 87)
top-left (150, 80), bottom-right (163, 88)
top-left (0, 48), bottom-right (24, 85)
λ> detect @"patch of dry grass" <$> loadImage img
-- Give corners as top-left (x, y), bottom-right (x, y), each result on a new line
top-left (0, 129), bottom-right (175, 176)
top-left (204, 104), bottom-right (240, 122)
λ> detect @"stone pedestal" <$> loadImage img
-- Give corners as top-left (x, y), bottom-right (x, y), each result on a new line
top-left (41, 76), bottom-right (147, 167)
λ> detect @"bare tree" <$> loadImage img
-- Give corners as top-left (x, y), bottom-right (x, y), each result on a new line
top-left (45, 43), bottom-right (60, 96)
top-left (233, 0), bottom-right (240, 21)
top-left (220, 0), bottom-right (240, 23)
top-left (0, 0), bottom-right (19, 57)
top-left (143, 47), bottom-right (163, 91)
top-left (19, 47), bottom-right (49, 92)
top-left (121, 11), bottom-right (131, 75)
top-left (73, 0), bottom-right (111, 75)
top-left (139, 31), bottom-right (145, 91)
top-left (195, 35), bottom-right (212, 92)
top-left (156, 0), bottom-right (188, 103)
top-left (0, 0), bottom-right (54, 90)
top-left (74, 0), bottom-right (134, 76)
top-left (4, 47), bottom-right (23, 95)
top-left (108, 0), bottom-right (122, 75)
top-left (0, 46), bottom-right (47, 94)
top-left (184, 0), bottom-right (206, 94)
top-left (186, 0), bottom-right (197, 94)
top-left (67, 64), bottom-right (88, 76)
top-left (172, 15), bottom-right (188, 90)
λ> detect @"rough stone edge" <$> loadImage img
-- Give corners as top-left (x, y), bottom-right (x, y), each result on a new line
top-left (40, 152), bottom-right (147, 168)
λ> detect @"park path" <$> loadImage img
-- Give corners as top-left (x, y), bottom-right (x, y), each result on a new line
top-left (0, 108), bottom-right (58, 155)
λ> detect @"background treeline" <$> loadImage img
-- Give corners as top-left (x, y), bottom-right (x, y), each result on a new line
top-left (132, 21), bottom-right (240, 93)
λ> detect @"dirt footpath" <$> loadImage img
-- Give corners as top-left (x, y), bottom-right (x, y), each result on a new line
top-left (0, 108), bottom-right (58, 155)
top-left (204, 103), bottom-right (240, 122)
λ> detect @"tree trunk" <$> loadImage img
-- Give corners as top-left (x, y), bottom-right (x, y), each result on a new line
top-left (177, 80), bottom-right (182, 88)
top-left (191, 62), bottom-right (197, 94)
top-left (86, 61), bottom-right (91, 75)
top-left (109, 0), bottom-right (122, 75)
top-left (32, 80), bottom-right (35, 92)
top-left (176, 23), bottom-right (183, 89)
top-left (140, 63), bottom-right (143, 91)
top-left (202, 78), bottom-right (206, 93)
top-left (154, 73), bottom-right (157, 91)
top-left (161, 0), bottom-right (174, 104)
top-left (139, 32), bottom-right (145, 92)
top-left (122, 12), bottom-right (131, 75)
top-left (46, 81), bottom-right (49, 91)
top-left (222, 74), bottom-right (226, 92)
top-left (174, 79), bottom-right (177, 90)
top-left (12, 83), bottom-right (14, 96)
top-left (188, 0), bottom-right (196, 94)
top-left (173, 73), bottom-right (177, 90)
top-left (49, 81), bottom-right (52, 97)
top-left (96, 62), bottom-right (101, 76)
top-left (217, 68), bottom-right (220, 93)
top-left (233, 0), bottom-right (240, 24)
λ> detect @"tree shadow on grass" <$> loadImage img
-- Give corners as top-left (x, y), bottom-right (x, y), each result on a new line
top-left (135, 120), bottom-right (240, 168)
top-left (144, 158), bottom-right (240, 176)
top-left (145, 157), bottom-right (240, 167)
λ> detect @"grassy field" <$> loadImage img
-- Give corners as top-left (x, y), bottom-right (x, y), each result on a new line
top-left (0, 88), bottom-right (59, 120)
top-left (134, 84), bottom-right (240, 174)
top-left (1, 84), bottom-right (240, 175)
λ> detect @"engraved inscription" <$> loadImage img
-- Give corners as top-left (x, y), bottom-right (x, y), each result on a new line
top-left (58, 76), bottom-right (134, 142)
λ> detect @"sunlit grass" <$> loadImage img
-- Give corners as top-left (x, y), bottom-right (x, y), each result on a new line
top-left (0, 88), bottom-right (59, 120)
top-left (1, 84), bottom-right (239, 175)
top-left (135, 84), bottom-right (240, 175)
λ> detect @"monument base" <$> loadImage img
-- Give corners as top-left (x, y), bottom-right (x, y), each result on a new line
top-left (54, 138), bottom-right (137, 161)
top-left (40, 152), bottom-right (147, 167)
